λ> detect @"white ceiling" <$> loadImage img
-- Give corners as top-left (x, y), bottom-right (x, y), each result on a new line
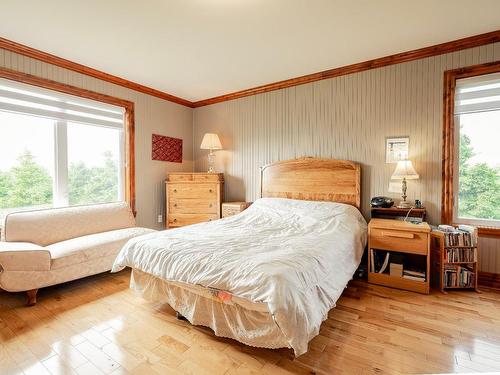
top-left (1, 0), bottom-right (500, 102)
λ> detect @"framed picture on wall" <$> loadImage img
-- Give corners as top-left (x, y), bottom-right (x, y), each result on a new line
top-left (386, 137), bottom-right (409, 163)
top-left (152, 134), bottom-right (183, 163)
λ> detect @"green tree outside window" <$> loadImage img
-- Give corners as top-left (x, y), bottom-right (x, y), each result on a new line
top-left (0, 150), bottom-right (118, 210)
top-left (458, 131), bottom-right (500, 220)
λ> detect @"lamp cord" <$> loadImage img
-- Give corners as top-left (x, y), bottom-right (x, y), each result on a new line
top-left (403, 207), bottom-right (414, 222)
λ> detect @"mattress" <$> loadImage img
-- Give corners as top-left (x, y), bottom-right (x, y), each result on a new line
top-left (113, 197), bottom-right (367, 355)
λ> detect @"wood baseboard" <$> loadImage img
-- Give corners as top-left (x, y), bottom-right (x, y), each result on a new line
top-left (478, 271), bottom-right (500, 290)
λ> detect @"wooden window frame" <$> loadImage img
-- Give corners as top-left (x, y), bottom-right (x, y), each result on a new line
top-left (442, 60), bottom-right (500, 237)
top-left (0, 67), bottom-right (136, 215)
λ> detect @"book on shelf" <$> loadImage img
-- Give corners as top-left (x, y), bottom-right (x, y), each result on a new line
top-left (371, 250), bottom-right (426, 282)
top-left (403, 269), bottom-right (426, 282)
top-left (437, 224), bottom-right (455, 232)
top-left (403, 274), bottom-right (425, 282)
top-left (443, 264), bottom-right (475, 288)
top-left (445, 247), bottom-right (477, 263)
top-left (434, 225), bottom-right (477, 247)
top-left (403, 269), bottom-right (426, 277)
top-left (370, 251), bottom-right (405, 274)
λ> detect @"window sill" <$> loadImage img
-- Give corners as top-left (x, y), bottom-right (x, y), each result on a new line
top-left (477, 226), bottom-right (500, 238)
top-left (453, 223), bottom-right (500, 238)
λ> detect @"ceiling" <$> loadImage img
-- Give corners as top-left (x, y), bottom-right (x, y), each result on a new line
top-left (1, 0), bottom-right (500, 102)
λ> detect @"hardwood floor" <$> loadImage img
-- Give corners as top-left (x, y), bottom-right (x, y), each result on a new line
top-left (1, 270), bottom-right (500, 374)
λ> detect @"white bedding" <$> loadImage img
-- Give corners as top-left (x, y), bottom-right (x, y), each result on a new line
top-left (112, 197), bottom-right (367, 355)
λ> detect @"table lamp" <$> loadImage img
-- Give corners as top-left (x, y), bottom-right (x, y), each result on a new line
top-left (391, 160), bottom-right (419, 208)
top-left (200, 133), bottom-right (222, 173)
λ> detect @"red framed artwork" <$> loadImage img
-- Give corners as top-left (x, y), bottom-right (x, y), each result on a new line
top-left (152, 134), bottom-right (183, 163)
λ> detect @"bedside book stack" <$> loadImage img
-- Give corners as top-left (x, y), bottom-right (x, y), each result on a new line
top-left (403, 269), bottom-right (426, 282)
top-left (430, 225), bottom-right (479, 293)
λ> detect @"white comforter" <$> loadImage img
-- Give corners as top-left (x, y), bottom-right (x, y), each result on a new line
top-left (112, 198), bottom-right (367, 355)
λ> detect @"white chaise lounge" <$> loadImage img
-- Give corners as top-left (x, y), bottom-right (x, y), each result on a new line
top-left (0, 202), bottom-right (155, 305)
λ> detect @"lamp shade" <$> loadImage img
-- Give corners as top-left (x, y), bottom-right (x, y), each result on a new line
top-left (391, 160), bottom-right (419, 180)
top-left (200, 133), bottom-right (222, 150)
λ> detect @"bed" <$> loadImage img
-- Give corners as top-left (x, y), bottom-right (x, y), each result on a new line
top-left (112, 157), bottom-right (367, 356)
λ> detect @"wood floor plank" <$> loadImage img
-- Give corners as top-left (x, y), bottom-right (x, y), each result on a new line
top-left (1, 271), bottom-right (500, 374)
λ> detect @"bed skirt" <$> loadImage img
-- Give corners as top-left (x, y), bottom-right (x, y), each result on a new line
top-left (130, 269), bottom-right (291, 350)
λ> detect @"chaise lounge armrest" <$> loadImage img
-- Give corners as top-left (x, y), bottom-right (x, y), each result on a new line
top-left (0, 242), bottom-right (51, 272)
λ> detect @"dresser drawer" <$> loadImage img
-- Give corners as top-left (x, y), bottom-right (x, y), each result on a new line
top-left (370, 228), bottom-right (428, 255)
top-left (168, 184), bottom-right (218, 199)
top-left (168, 174), bottom-right (193, 182)
top-left (169, 198), bottom-right (218, 214)
top-left (168, 213), bottom-right (218, 227)
top-left (193, 174), bottom-right (223, 182)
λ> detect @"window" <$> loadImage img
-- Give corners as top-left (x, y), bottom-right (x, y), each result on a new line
top-left (0, 77), bottom-right (129, 220)
top-left (443, 65), bottom-right (500, 231)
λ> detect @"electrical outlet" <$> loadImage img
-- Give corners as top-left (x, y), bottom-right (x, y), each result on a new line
top-left (157, 214), bottom-right (163, 223)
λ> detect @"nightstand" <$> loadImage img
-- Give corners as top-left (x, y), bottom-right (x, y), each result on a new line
top-left (368, 218), bottom-right (431, 294)
top-left (222, 202), bottom-right (251, 218)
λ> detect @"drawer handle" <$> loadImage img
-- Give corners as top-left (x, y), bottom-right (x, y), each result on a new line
top-left (174, 203), bottom-right (177, 207)
top-left (208, 218), bottom-right (212, 221)
top-left (381, 231), bottom-right (415, 239)
top-left (209, 189), bottom-right (213, 193)
top-left (173, 218), bottom-right (177, 222)
top-left (173, 189), bottom-right (177, 193)
top-left (209, 203), bottom-right (213, 208)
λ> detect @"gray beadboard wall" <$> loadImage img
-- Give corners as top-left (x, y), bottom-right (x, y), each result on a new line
top-left (194, 42), bottom-right (500, 274)
top-left (0, 43), bottom-right (499, 273)
top-left (0, 48), bottom-right (194, 230)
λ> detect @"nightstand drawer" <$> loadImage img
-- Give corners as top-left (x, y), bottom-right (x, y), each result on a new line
top-left (370, 228), bottom-right (427, 255)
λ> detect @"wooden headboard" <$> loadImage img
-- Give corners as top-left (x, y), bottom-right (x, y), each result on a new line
top-left (260, 157), bottom-right (361, 209)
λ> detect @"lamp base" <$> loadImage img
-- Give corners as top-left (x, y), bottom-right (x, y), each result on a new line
top-left (207, 151), bottom-right (216, 173)
top-left (397, 200), bottom-right (412, 209)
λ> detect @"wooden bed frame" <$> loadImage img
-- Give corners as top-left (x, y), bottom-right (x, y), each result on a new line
top-left (260, 157), bottom-right (361, 209)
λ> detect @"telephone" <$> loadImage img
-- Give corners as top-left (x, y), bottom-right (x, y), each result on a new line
top-left (371, 196), bottom-right (394, 208)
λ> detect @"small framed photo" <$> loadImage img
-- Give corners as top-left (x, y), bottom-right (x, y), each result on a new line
top-left (386, 137), bottom-right (409, 163)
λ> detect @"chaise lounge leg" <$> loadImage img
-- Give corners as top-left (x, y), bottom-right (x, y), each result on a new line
top-left (26, 289), bottom-right (38, 306)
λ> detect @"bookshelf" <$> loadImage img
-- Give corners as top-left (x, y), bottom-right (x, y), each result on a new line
top-left (430, 229), bottom-right (479, 293)
top-left (368, 219), bottom-right (430, 294)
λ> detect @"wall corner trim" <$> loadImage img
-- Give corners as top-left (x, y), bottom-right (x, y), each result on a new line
top-left (193, 29), bottom-right (500, 107)
top-left (2, 29), bottom-right (500, 109)
top-left (0, 37), bottom-right (195, 108)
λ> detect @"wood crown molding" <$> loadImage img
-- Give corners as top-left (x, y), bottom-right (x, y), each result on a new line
top-left (1, 30), bottom-right (500, 108)
top-left (193, 29), bottom-right (500, 107)
top-left (0, 37), bottom-right (194, 108)
top-left (0, 67), bottom-right (137, 215)
top-left (441, 60), bottom-right (500, 238)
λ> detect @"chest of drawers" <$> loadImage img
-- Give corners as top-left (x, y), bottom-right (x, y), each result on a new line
top-left (166, 173), bottom-right (224, 228)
